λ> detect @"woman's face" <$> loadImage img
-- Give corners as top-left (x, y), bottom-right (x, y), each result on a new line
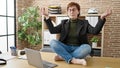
top-left (67, 6), bottom-right (80, 19)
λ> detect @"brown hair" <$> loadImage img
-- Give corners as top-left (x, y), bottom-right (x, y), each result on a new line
top-left (67, 2), bottom-right (80, 16)
top-left (67, 2), bottom-right (80, 11)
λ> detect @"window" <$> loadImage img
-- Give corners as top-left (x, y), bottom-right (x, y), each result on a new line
top-left (0, 0), bottom-right (16, 53)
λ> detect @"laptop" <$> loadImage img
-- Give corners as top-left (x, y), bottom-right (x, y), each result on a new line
top-left (25, 48), bottom-right (57, 68)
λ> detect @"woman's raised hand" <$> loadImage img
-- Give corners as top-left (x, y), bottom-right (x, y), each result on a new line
top-left (101, 8), bottom-right (112, 19)
top-left (41, 8), bottom-right (49, 19)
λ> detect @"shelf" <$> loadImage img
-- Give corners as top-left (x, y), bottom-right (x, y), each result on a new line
top-left (92, 47), bottom-right (101, 49)
top-left (82, 14), bottom-right (101, 17)
top-left (48, 14), bottom-right (101, 17)
top-left (49, 14), bottom-right (67, 17)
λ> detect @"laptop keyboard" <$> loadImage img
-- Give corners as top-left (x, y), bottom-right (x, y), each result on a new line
top-left (42, 60), bottom-right (57, 68)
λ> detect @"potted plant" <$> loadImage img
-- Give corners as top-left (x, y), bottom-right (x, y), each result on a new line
top-left (90, 36), bottom-right (99, 48)
top-left (17, 6), bottom-right (42, 49)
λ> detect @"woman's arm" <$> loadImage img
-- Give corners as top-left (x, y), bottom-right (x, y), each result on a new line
top-left (87, 18), bottom-right (106, 34)
top-left (41, 8), bottom-right (61, 34)
top-left (87, 8), bottom-right (112, 34)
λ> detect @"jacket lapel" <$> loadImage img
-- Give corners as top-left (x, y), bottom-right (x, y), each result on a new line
top-left (76, 20), bottom-right (83, 35)
top-left (64, 19), bottom-right (70, 36)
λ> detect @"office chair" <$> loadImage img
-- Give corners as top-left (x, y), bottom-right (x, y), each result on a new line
top-left (0, 50), bottom-right (2, 54)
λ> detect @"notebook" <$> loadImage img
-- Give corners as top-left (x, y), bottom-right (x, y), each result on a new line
top-left (0, 52), bottom-right (16, 60)
top-left (25, 48), bottom-right (57, 68)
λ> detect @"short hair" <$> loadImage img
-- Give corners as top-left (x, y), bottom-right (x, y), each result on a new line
top-left (67, 2), bottom-right (80, 17)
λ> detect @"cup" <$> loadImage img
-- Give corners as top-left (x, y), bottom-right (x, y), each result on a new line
top-left (10, 46), bottom-right (17, 56)
top-left (17, 50), bottom-right (25, 57)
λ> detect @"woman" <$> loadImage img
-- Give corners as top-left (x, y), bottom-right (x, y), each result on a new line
top-left (41, 2), bottom-right (112, 65)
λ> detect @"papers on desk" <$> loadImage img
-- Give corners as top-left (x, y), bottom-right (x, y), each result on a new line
top-left (0, 52), bottom-right (16, 60)
top-left (18, 55), bottom-right (27, 60)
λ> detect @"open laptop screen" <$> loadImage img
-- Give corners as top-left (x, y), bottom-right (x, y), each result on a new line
top-left (25, 48), bottom-right (57, 68)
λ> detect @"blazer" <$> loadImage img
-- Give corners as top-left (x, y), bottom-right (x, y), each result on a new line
top-left (44, 18), bottom-right (106, 45)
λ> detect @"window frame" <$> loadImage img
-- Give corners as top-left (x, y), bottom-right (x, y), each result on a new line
top-left (0, 0), bottom-right (16, 53)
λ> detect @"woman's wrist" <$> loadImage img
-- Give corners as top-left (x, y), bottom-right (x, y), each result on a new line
top-left (44, 14), bottom-right (49, 20)
top-left (45, 16), bottom-right (49, 19)
top-left (100, 15), bottom-right (105, 20)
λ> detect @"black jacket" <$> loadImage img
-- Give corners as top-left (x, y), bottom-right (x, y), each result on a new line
top-left (44, 18), bottom-right (106, 45)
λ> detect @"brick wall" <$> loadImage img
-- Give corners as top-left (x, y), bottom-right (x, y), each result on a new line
top-left (16, 0), bottom-right (120, 57)
top-left (103, 0), bottom-right (120, 57)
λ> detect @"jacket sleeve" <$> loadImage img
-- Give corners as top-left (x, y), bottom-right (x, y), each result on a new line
top-left (44, 18), bottom-right (62, 34)
top-left (87, 18), bottom-right (106, 34)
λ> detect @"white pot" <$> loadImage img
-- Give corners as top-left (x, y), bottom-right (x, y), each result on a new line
top-left (92, 42), bottom-right (97, 48)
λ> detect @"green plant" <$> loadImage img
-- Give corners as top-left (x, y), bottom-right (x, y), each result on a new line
top-left (18, 6), bottom-right (42, 46)
top-left (90, 36), bottom-right (99, 43)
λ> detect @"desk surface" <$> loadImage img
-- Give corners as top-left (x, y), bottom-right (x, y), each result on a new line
top-left (0, 52), bottom-right (120, 68)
